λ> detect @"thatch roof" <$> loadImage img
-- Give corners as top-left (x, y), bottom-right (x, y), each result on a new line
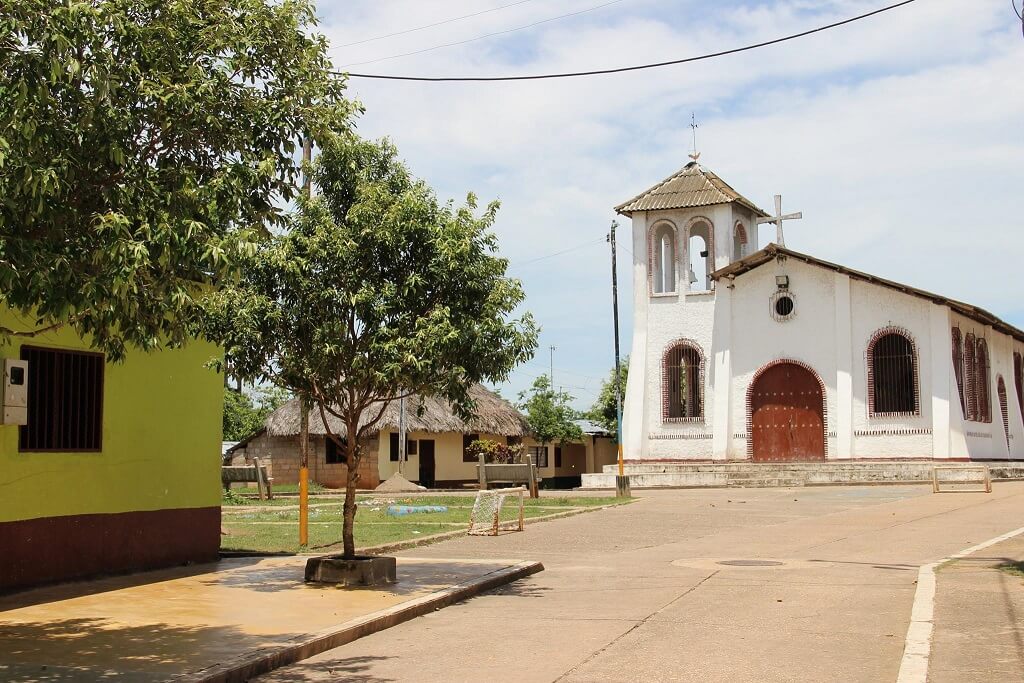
top-left (263, 384), bottom-right (529, 439)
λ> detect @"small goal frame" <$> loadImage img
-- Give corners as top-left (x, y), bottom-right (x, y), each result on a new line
top-left (468, 486), bottom-right (526, 536)
top-left (932, 465), bottom-right (992, 493)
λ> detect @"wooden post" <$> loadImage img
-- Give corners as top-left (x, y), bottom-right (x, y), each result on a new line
top-left (477, 453), bottom-right (488, 490)
top-left (299, 399), bottom-right (309, 547)
top-left (253, 457), bottom-right (267, 501)
top-left (527, 455), bottom-right (539, 499)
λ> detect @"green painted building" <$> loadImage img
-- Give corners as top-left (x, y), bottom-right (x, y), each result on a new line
top-left (0, 309), bottom-right (223, 592)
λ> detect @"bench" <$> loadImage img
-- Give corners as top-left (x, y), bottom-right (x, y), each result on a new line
top-left (477, 454), bottom-right (540, 498)
top-left (221, 458), bottom-right (273, 500)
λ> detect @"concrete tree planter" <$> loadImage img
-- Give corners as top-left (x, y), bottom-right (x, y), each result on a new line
top-left (304, 555), bottom-right (397, 587)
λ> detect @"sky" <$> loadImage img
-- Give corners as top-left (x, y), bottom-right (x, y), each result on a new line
top-left (315, 0), bottom-right (1024, 410)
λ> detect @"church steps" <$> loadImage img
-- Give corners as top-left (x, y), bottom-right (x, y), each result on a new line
top-left (579, 461), bottom-right (1024, 490)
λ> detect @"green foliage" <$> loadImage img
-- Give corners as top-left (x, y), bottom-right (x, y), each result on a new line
top-left (205, 135), bottom-right (539, 557)
top-left (587, 359), bottom-right (629, 440)
top-left (223, 385), bottom-right (291, 441)
top-left (519, 374), bottom-right (583, 446)
top-left (0, 0), bottom-right (356, 358)
top-left (465, 438), bottom-right (521, 464)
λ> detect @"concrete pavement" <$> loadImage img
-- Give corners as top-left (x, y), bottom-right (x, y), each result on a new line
top-left (259, 483), bottom-right (1024, 682)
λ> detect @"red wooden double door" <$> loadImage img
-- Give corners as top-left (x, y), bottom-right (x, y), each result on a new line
top-left (750, 362), bottom-right (825, 462)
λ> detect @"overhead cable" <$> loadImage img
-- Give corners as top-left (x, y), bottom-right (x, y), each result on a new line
top-left (338, 0), bottom-right (917, 82)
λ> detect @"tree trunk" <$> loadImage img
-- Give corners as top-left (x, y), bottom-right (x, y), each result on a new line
top-left (342, 419), bottom-right (359, 559)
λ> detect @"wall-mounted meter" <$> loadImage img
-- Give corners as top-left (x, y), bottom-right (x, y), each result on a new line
top-left (2, 358), bottom-right (28, 425)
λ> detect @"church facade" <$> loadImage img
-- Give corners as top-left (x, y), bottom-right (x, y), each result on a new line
top-left (619, 162), bottom-right (1024, 463)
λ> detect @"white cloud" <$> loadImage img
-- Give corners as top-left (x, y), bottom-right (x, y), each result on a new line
top-left (317, 0), bottom-right (1024, 407)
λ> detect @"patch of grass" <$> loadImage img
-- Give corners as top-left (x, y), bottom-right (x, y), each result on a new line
top-left (996, 560), bottom-right (1024, 577)
top-left (221, 495), bottom-right (629, 553)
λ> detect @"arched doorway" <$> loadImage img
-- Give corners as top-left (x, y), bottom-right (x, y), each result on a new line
top-left (750, 361), bottom-right (826, 462)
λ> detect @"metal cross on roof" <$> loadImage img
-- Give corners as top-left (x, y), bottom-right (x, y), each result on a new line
top-left (757, 194), bottom-right (802, 246)
top-left (688, 112), bottom-right (700, 162)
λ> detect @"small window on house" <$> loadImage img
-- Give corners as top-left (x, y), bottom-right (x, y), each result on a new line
top-left (663, 341), bottom-right (703, 421)
top-left (326, 436), bottom-right (346, 464)
top-left (19, 346), bottom-right (104, 452)
top-left (506, 435), bottom-right (522, 446)
top-left (388, 433), bottom-right (415, 462)
top-left (650, 222), bottom-right (677, 294)
top-left (554, 446), bottom-right (562, 468)
top-left (869, 330), bottom-right (918, 416)
top-left (527, 445), bottom-right (548, 468)
top-left (462, 433), bottom-right (480, 462)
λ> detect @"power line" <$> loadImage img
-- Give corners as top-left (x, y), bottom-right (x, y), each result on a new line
top-left (332, 0), bottom-right (542, 49)
top-left (340, 0), bottom-right (627, 68)
top-left (339, 0), bottom-right (917, 82)
top-left (509, 237), bottom-right (606, 268)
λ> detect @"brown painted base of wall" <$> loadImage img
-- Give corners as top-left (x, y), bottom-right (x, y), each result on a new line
top-left (0, 506), bottom-right (221, 593)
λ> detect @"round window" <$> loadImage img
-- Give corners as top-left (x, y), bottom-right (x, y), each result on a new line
top-left (775, 295), bottom-right (795, 317)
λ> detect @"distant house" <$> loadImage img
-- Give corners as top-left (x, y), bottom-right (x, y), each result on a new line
top-left (227, 385), bottom-right (615, 489)
top-left (0, 309), bottom-right (222, 592)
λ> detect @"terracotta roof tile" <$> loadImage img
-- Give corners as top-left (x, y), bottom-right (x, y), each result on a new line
top-left (615, 162), bottom-right (768, 217)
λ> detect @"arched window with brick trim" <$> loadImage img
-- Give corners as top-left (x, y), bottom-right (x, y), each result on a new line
top-left (952, 328), bottom-right (966, 417)
top-left (663, 340), bottom-right (704, 421)
top-left (976, 338), bottom-right (992, 423)
top-left (1014, 351), bottom-right (1024, 428)
top-left (649, 221), bottom-right (677, 295)
top-left (964, 333), bottom-right (978, 421)
top-left (867, 328), bottom-right (919, 416)
top-left (732, 222), bottom-right (748, 262)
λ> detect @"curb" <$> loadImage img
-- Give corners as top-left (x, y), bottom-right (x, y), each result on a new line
top-left (175, 560), bottom-right (544, 683)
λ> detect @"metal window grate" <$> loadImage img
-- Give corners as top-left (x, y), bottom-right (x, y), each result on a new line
top-left (870, 332), bottom-right (917, 415)
top-left (976, 339), bottom-right (992, 423)
top-left (998, 376), bottom-right (1010, 452)
top-left (19, 346), bottom-right (104, 452)
top-left (666, 344), bottom-right (703, 419)
top-left (952, 328), bottom-right (966, 415)
top-left (965, 334), bottom-right (978, 421)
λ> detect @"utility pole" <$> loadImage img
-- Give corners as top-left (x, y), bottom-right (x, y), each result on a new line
top-left (549, 345), bottom-right (556, 386)
top-left (609, 221), bottom-right (630, 498)
top-left (299, 135), bottom-right (313, 547)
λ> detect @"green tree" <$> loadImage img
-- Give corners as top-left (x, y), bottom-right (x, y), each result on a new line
top-left (223, 385), bottom-right (291, 442)
top-left (0, 0), bottom-right (355, 358)
top-left (587, 359), bottom-right (629, 441)
top-left (519, 374), bottom-right (583, 455)
top-left (206, 135), bottom-right (538, 559)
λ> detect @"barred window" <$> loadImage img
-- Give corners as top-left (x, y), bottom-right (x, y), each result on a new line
top-left (976, 338), bottom-right (992, 423)
top-left (664, 341), bottom-right (703, 420)
top-left (1015, 352), bottom-right (1024, 428)
top-left (952, 328), bottom-right (966, 416)
top-left (869, 331), bottom-right (918, 416)
top-left (19, 346), bottom-right (104, 452)
top-left (965, 333), bottom-right (978, 421)
top-left (527, 445), bottom-right (548, 468)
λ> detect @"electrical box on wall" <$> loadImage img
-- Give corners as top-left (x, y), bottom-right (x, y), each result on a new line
top-left (2, 358), bottom-right (28, 425)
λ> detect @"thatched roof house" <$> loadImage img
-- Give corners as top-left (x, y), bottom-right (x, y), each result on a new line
top-left (262, 384), bottom-right (529, 439)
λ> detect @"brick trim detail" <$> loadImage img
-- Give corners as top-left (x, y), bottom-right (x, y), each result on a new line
top-left (745, 358), bottom-right (829, 460)
top-left (865, 325), bottom-right (921, 418)
top-left (661, 337), bottom-right (705, 424)
top-left (647, 219), bottom-right (679, 296)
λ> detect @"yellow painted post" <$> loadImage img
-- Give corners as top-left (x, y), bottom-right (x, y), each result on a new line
top-left (299, 399), bottom-right (310, 547)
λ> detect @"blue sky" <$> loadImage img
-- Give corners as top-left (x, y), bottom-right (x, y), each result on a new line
top-left (316, 0), bottom-right (1024, 409)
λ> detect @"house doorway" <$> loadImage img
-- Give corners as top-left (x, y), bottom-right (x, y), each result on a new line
top-left (418, 439), bottom-right (436, 488)
top-left (750, 362), bottom-right (825, 462)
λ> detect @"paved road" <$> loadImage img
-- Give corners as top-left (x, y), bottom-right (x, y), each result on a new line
top-left (260, 484), bottom-right (1024, 682)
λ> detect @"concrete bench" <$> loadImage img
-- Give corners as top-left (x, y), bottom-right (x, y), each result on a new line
top-left (221, 458), bottom-right (273, 500)
top-left (477, 454), bottom-right (540, 498)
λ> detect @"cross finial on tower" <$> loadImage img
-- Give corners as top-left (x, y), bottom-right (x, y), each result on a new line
top-left (688, 112), bottom-right (700, 162)
top-left (756, 195), bottom-right (802, 247)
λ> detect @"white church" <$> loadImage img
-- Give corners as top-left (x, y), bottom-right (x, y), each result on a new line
top-left (614, 160), bottom-right (1024, 471)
